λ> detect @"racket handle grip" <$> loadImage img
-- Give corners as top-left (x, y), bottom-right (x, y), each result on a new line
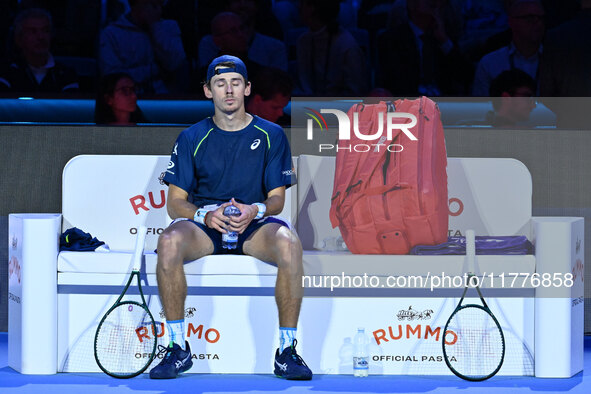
top-left (132, 225), bottom-right (147, 271)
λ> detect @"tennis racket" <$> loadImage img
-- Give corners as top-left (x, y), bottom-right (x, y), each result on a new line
top-left (442, 230), bottom-right (505, 381)
top-left (94, 225), bottom-right (157, 378)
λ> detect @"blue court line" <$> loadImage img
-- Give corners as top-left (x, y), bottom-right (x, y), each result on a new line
top-left (57, 285), bottom-right (276, 296)
top-left (57, 285), bottom-right (535, 298)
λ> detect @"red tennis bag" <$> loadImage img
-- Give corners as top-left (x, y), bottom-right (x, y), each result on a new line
top-left (329, 97), bottom-right (448, 254)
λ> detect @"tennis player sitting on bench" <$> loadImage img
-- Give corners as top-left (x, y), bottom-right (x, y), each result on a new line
top-left (150, 55), bottom-right (311, 380)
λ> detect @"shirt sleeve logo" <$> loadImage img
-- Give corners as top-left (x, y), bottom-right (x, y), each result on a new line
top-left (173, 143), bottom-right (178, 155)
top-left (167, 161), bottom-right (176, 175)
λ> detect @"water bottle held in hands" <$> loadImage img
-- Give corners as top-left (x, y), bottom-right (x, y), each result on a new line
top-left (222, 204), bottom-right (241, 249)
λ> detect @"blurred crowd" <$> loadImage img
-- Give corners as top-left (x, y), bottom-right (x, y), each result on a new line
top-left (0, 0), bottom-right (589, 125)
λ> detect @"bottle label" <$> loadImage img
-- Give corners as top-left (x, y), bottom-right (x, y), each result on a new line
top-left (223, 233), bottom-right (238, 240)
top-left (353, 357), bottom-right (369, 370)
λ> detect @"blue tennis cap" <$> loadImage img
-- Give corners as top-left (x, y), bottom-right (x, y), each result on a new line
top-left (206, 55), bottom-right (248, 83)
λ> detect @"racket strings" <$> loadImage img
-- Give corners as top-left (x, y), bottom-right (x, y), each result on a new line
top-left (502, 331), bottom-right (534, 375)
top-left (95, 303), bottom-right (156, 376)
top-left (443, 307), bottom-right (504, 380)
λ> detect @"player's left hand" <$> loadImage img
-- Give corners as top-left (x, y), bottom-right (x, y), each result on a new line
top-left (228, 198), bottom-right (258, 234)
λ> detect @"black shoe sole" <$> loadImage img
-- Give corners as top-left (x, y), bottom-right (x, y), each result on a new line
top-left (275, 373), bottom-right (313, 380)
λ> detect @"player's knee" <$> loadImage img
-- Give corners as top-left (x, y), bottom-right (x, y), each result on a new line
top-left (275, 229), bottom-right (302, 267)
top-left (157, 228), bottom-right (185, 260)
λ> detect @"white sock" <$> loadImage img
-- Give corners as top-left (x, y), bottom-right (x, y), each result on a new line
top-left (279, 327), bottom-right (297, 352)
top-left (166, 319), bottom-right (186, 350)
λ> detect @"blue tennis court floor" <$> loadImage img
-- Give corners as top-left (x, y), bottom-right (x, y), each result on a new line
top-left (1, 333), bottom-right (590, 394)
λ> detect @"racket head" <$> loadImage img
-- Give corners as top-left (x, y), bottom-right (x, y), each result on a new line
top-left (94, 300), bottom-right (158, 378)
top-left (442, 304), bottom-right (505, 381)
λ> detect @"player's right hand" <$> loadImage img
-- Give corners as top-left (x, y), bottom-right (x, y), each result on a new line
top-left (205, 202), bottom-right (233, 233)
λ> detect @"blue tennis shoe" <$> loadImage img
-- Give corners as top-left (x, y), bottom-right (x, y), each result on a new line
top-left (274, 340), bottom-right (312, 380)
top-left (149, 341), bottom-right (193, 379)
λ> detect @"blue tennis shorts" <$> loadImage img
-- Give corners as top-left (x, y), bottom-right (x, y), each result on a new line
top-left (171, 216), bottom-right (288, 255)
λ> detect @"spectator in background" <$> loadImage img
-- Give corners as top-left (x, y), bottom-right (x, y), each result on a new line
top-left (388, 0), bottom-right (464, 42)
top-left (474, 0), bottom-right (580, 63)
top-left (540, 0), bottom-right (591, 97)
top-left (196, 0), bottom-right (225, 42)
top-left (486, 69), bottom-right (537, 127)
top-left (0, 8), bottom-right (79, 93)
top-left (376, 0), bottom-right (472, 97)
top-left (198, 12), bottom-right (288, 73)
top-left (226, 0), bottom-right (284, 41)
top-left (539, 0), bottom-right (591, 129)
top-left (472, 0), bottom-right (545, 96)
top-left (246, 67), bottom-right (293, 126)
top-left (100, 0), bottom-right (188, 94)
top-left (17, 0), bottom-right (101, 58)
top-left (357, 0), bottom-right (393, 31)
top-left (296, 0), bottom-right (368, 96)
top-left (95, 72), bottom-right (147, 125)
top-left (459, 0), bottom-right (512, 63)
top-left (273, 0), bottom-right (303, 43)
top-left (105, 0), bottom-right (130, 24)
top-left (161, 0), bottom-right (199, 67)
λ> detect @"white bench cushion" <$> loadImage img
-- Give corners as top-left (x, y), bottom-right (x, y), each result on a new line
top-left (58, 250), bottom-right (535, 278)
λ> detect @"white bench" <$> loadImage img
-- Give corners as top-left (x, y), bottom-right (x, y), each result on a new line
top-left (8, 154), bottom-right (583, 377)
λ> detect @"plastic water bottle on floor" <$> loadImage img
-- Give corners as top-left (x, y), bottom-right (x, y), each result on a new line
top-left (222, 205), bottom-right (241, 249)
top-left (353, 327), bottom-right (369, 377)
top-left (338, 337), bottom-right (353, 374)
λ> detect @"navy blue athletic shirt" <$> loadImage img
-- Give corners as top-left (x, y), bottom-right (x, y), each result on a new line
top-left (163, 115), bottom-right (296, 208)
